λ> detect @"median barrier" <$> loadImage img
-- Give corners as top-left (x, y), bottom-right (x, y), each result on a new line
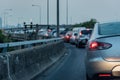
top-left (0, 41), bottom-right (65, 80)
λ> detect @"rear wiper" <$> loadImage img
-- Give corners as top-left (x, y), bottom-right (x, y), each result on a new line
top-left (97, 34), bottom-right (120, 39)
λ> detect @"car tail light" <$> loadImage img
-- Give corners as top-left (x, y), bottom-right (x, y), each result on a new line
top-left (99, 74), bottom-right (111, 77)
top-left (80, 32), bottom-right (82, 36)
top-left (89, 41), bottom-right (112, 50)
top-left (48, 29), bottom-right (51, 32)
top-left (65, 36), bottom-right (70, 39)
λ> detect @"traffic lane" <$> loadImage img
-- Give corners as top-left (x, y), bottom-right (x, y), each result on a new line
top-left (32, 43), bottom-right (87, 80)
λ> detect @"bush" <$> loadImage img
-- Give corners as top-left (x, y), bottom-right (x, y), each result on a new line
top-left (0, 29), bottom-right (11, 43)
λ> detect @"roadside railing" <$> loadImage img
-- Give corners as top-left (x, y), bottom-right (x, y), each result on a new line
top-left (0, 38), bottom-right (65, 80)
top-left (0, 38), bottom-right (63, 53)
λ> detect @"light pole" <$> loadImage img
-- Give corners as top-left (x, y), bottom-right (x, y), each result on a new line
top-left (47, 0), bottom-right (49, 27)
top-left (32, 4), bottom-right (41, 24)
top-left (57, 0), bottom-right (59, 37)
top-left (6, 15), bottom-right (12, 28)
top-left (66, 0), bottom-right (68, 25)
top-left (3, 9), bottom-right (12, 28)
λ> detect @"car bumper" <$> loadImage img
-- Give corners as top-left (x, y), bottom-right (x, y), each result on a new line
top-left (86, 57), bottom-right (120, 78)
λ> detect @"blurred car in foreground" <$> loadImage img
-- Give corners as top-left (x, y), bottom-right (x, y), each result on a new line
top-left (86, 22), bottom-right (120, 80)
top-left (75, 29), bottom-right (92, 48)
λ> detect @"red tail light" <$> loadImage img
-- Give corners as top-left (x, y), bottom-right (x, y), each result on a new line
top-left (89, 41), bottom-right (112, 50)
top-left (99, 74), bottom-right (111, 77)
top-left (80, 32), bottom-right (82, 36)
top-left (65, 36), bottom-right (70, 39)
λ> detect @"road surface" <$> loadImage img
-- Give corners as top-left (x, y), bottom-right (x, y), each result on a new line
top-left (32, 43), bottom-right (87, 80)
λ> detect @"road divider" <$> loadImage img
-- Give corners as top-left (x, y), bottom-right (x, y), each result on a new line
top-left (0, 39), bottom-right (65, 80)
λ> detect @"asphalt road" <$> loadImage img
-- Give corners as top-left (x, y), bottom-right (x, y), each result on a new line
top-left (32, 43), bottom-right (87, 80)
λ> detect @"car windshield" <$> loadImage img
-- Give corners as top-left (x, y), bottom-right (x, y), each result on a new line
top-left (99, 22), bottom-right (120, 35)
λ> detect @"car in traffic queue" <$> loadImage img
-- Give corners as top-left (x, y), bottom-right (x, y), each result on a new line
top-left (64, 31), bottom-right (72, 43)
top-left (69, 32), bottom-right (78, 44)
top-left (85, 22), bottom-right (120, 80)
top-left (75, 29), bottom-right (92, 48)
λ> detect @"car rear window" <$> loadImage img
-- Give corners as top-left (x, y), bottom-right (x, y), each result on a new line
top-left (81, 30), bottom-right (92, 35)
top-left (99, 22), bottom-right (120, 35)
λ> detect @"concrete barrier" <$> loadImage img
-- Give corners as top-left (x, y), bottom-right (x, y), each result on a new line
top-left (0, 41), bottom-right (65, 80)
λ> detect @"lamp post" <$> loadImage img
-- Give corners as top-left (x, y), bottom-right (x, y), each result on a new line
top-left (66, 0), bottom-right (68, 25)
top-left (47, 0), bottom-right (49, 27)
top-left (3, 9), bottom-right (12, 28)
top-left (32, 4), bottom-right (41, 24)
top-left (57, 0), bottom-right (59, 37)
top-left (6, 15), bottom-right (12, 28)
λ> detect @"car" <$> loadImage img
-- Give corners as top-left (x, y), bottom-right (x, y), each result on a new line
top-left (69, 32), bottom-right (78, 44)
top-left (85, 22), bottom-right (120, 80)
top-left (38, 30), bottom-right (49, 39)
top-left (75, 29), bottom-right (92, 48)
top-left (64, 31), bottom-right (72, 42)
top-left (59, 30), bottom-right (68, 38)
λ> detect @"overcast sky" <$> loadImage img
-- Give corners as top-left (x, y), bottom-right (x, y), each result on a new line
top-left (0, 0), bottom-right (120, 26)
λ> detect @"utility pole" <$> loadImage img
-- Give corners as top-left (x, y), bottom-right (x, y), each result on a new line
top-left (57, 0), bottom-right (59, 37)
top-left (3, 9), bottom-right (12, 28)
top-left (32, 4), bottom-right (41, 24)
top-left (47, 0), bottom-right (49, 28)
top-left (66, 0), bottom-right (68, 25)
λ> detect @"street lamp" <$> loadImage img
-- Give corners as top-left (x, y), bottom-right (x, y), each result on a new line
top-left (3, 9), bottom-right (12, 28)
top-left (47, 0), bottom-right (49, 26)
top-left (6, 15), bottom-right (12, 28)
top-left (32, 4), bottom-right (41, 24)
top-left (57, 0), bottom-right (59, 37)
top-left (66, 0), bottom-right (68, 25)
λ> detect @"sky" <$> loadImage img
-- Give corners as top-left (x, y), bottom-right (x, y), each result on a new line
top-left (0, 0), bottom-right (120, 26)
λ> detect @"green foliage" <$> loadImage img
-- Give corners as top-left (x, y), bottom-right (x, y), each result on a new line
top-left (73, 19), bottom-right (97, 28)
top-left (0, 30), bottom-right (11, 43)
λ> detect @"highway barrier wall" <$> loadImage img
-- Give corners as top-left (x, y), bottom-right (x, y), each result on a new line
top-left (0, 41), bottom-right (65, 80)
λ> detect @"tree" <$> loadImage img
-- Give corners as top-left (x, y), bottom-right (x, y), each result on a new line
top-left (72, 18), bottom-right (97, 28)
top-left (0, 30), bottom-right (11, 43)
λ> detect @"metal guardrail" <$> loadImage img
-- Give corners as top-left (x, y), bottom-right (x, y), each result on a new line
top-left (0, 38), bottom-right (63, 53)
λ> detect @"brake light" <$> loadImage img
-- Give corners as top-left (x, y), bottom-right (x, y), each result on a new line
top-left (80, 32), bottom-right (82, 36)
top-left (90, 42), bottom-right (98, 49)
top-left (48, 29), bottom-right (51, 32)
top-left (89, 41), bottom-right (112, 50)
top-left (65, 36), bottom-right (70, 39)
top-left (99, 74), bottom-right (111, 77)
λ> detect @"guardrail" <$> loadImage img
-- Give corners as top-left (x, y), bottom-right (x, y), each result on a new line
top-left (0, 38), bottom-right (65, 80)
top-left (0, 38), bottom-right (63, 53)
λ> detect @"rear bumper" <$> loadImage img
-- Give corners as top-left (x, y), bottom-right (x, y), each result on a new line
top-left (86, 57), bottom-right (120, 78)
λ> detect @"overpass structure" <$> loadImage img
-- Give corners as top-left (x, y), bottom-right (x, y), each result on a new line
top-left (0, 38), bottom-right (66, 80)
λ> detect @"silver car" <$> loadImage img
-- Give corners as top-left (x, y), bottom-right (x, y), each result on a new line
top-left (69, 32), bottom-right (78, 44)
top-left (85, 22), bottom-right (120, 80)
